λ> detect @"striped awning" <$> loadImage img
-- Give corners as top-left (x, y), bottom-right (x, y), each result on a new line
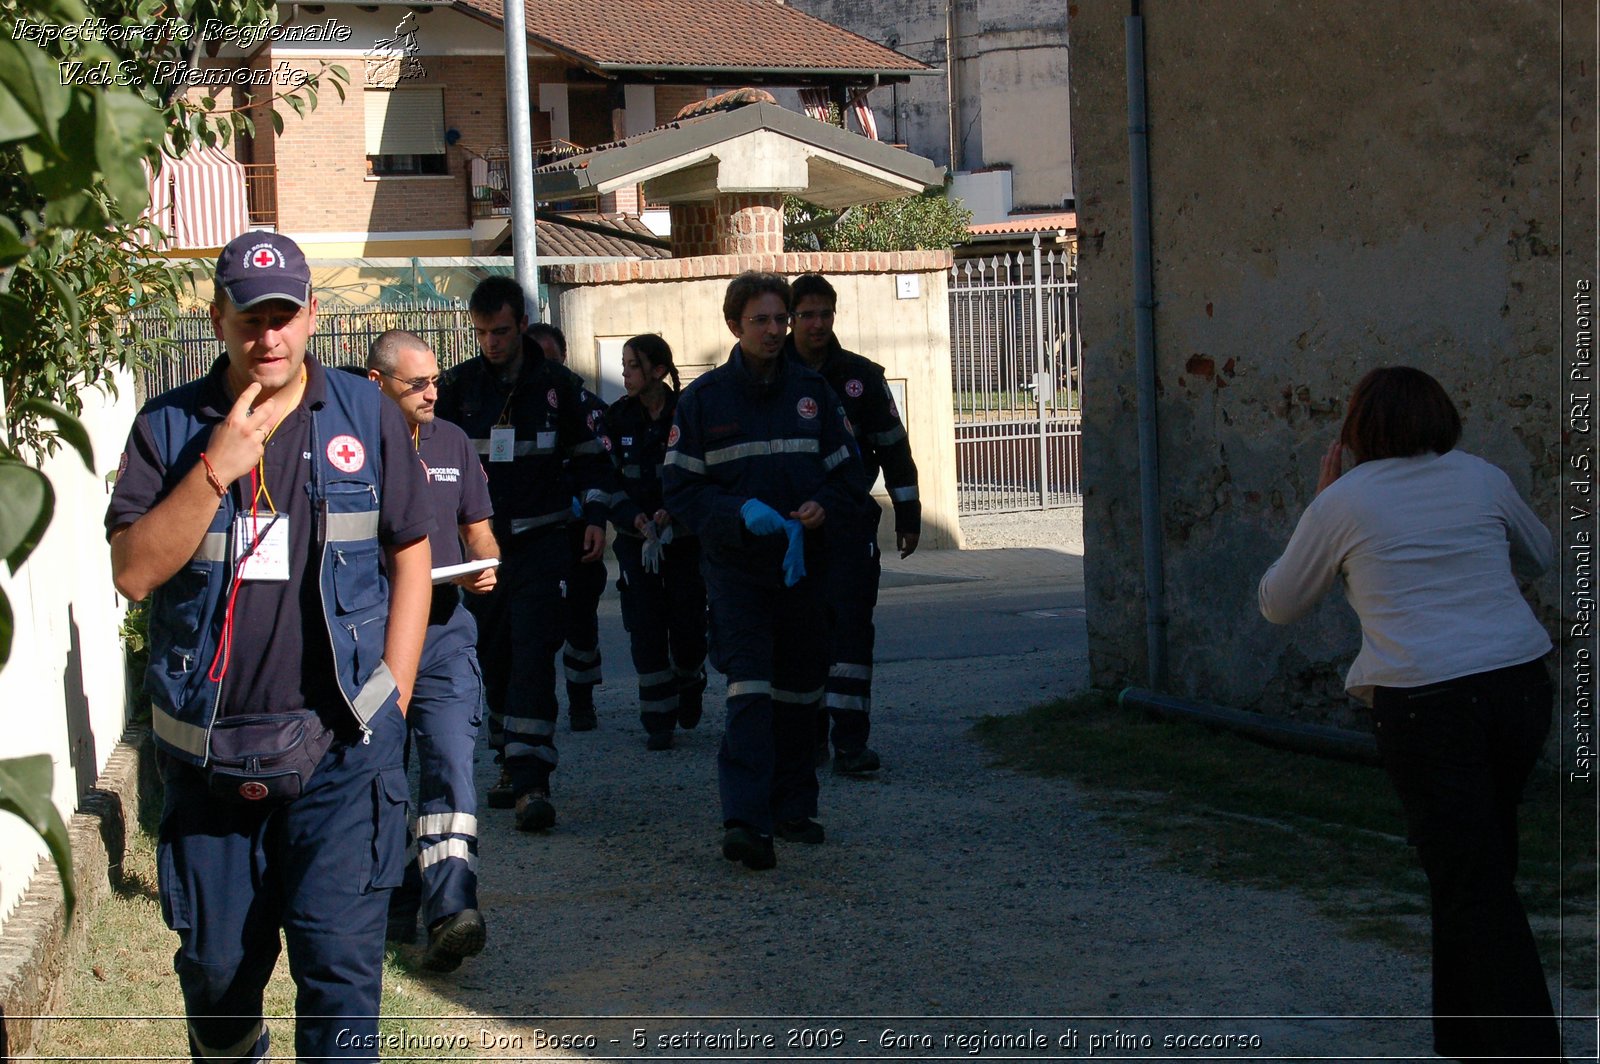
top-left (139, 145), bottom-right (251, 251)
top-left (797, 88), bottom-right (878, 141)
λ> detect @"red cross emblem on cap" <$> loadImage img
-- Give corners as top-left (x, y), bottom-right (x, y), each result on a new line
top-left (250, 246), bottom-right (279, 269)
top-left (327, 434), bottom-right (366, 473)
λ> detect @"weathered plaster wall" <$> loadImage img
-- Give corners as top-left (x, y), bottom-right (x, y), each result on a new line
top-left (1071, 2), bottom-right (1576, 723)
top-left (785, 0), bottom-right (1072, 210)
top-left (547, 252), bottom-right (962, 551)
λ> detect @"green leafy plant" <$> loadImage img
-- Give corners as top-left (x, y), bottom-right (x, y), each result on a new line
top-left (784, 187), bottom-right (973, 253)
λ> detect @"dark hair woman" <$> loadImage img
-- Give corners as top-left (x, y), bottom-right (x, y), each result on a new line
top-left (1259, 366), bottom-right (1558, 1061)
top-left (602, 334), bottom-right (705, 750)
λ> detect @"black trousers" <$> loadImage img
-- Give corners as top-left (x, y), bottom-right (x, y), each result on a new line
top-left (1371, 657), bottom-right (1560, 1063)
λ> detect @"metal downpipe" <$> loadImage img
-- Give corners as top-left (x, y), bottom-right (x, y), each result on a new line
top-left (1126, 8), bottom-right (1168, 689)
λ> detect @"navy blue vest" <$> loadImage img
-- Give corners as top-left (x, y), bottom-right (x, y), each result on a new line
top-left (141, 368), bottom-right (396, 765)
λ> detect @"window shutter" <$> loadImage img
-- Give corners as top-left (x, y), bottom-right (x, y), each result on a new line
top-left (365, 89), bottom-right (446, 155)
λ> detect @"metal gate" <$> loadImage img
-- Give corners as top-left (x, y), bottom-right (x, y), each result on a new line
top-left (948, 244), bottom-right (1081, 515)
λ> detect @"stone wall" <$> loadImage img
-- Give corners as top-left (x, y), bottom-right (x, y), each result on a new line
top-left (1069, 2), bottom-right (1591, 723)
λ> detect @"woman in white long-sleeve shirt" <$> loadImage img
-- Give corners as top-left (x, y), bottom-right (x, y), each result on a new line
top-left (1259, 366), bottom-right (1559, 1063)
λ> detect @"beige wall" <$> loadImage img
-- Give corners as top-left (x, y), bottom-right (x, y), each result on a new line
top-left (548, 252), bottom-right (963, 550)
top-left (1070, 3), bottom-right (1593, 724)
top-left (784, 0), bottom-right (1072, 211)
top-left (0, 374), bottom-right (137, 929)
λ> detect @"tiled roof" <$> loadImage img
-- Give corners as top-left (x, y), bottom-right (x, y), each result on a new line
top-left (533, 214), bottom-right (670, 259)
top-left (530, 104), bottom-right (945, 210)
top-left (453, 0), bottom-right (927, 74)
top-left (968, 212), bottom-right (1077, 236)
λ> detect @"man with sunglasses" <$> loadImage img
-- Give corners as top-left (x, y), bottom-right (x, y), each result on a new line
top-left (786, 274), bottom-right (921, 776)
top-left (662, 271), bottom-right (868, 870)
top-left (367, 330), bottom-right (498, 971)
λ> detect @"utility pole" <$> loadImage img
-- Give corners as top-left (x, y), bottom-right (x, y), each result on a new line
top-left (502, 0), bottom-right (541, 320)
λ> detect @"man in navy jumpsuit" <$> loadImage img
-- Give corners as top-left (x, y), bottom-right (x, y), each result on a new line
top-left (106, 232), bottom-right (432, 1062)
top-left (368, 330), bottom-right (498, 971)
top-left (662, 271), bottom-right (868, 870)
top-left (786, 274), bottom-right (921, 775)
top-left (529, 321), bottom-right (607, 731)
top-left (436, 277), bottom-right (613, 832)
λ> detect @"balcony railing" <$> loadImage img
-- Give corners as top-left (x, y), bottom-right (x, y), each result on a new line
top-left (241, 163), bottom-right (276, 229)
top-left (467, 143), bottom-right (585, 220)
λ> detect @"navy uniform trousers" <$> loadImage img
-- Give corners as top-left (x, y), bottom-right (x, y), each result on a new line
top-left (560, 519), bottom-right (606, 712)
top-left (472, 524), bottom-right (568, 787)
top-left (1371, 657), bottom-right (1561, 1062)
top-left (707, 566), bottom-right (828, 834)
top-left (613, 532), bottom-right (708, 736)
top-left (821, 506), bottom-right (881, 753)
top-left (391, 602), bottom-right (483, 931)
top-left (158, 701), bottom-right (407, 1063)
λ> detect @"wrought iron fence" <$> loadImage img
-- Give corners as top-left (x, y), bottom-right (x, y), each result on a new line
top-left (131, 300), bottom-right (479, 401)
top-left (948, 247), bottom-right (1082, 514)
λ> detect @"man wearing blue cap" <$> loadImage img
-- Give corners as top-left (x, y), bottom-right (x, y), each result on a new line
top-left (107, 231), bottom-right (434, 1063)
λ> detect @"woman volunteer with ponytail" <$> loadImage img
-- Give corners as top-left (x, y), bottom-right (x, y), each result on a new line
top-left (603, 334), bottom-right (709, 751)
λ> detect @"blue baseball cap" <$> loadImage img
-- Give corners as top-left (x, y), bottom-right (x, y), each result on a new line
top-left (215, 232), bottom-right (312, 309)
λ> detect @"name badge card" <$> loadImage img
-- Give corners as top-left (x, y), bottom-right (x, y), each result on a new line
top-left (489, 426), bottom-right (515, 463)
top-left (233, 514), bottom-right (290, 581)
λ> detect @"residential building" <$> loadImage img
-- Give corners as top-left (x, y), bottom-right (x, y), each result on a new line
top-left (148, 0), bottom-right (929, 257)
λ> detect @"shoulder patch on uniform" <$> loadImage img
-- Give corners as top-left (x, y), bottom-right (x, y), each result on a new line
top-left (845, 378), bottom-right (864, 398)
top-left (547, 388), bottom-right (559, 408)
top-left (667, 424), bottom-right (681, 447)
top-left (797, 397), bottom-right (818, 420)
top-left (327, 434), bottom-right (366, 473)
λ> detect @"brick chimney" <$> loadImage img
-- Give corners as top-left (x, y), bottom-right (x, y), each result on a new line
top-left (669, 192), bottom-right (784, 257)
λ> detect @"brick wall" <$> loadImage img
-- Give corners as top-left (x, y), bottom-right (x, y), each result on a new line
top-left (655, 85), bottom-right (707, 125)
top-left (668, 201), bottom-right (720, 256)
top-left (269, 52), bottom-right (566, 238)
top-left (598, 185), bottom-right (642, 216)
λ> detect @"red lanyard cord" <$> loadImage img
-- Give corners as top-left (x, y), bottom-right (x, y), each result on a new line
top-left (207, 467), bottom-right (278, 683)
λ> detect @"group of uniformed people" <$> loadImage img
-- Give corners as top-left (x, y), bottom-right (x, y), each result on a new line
top-left (108, 231), bottom-right (920, 1062)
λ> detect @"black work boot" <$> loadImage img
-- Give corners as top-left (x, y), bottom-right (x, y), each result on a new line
top-left (568, 684), bottom-right (598, 731)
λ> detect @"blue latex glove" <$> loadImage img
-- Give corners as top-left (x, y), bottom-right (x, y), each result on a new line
top-left (641, 523), bottom-right (662, 574)
top-left (781, 518), bottom-right (807, 586)
top-left (740, 498), bottom-right (787, 536)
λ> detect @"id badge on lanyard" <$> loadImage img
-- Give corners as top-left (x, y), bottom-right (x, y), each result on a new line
top-left (233, 513), bottom-right (290, 581)
top-left (489, 425), bottom-right (515, 463)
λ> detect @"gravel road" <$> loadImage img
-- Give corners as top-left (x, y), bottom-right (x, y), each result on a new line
top-left (397, 509), bottom-right (1591, 1063)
